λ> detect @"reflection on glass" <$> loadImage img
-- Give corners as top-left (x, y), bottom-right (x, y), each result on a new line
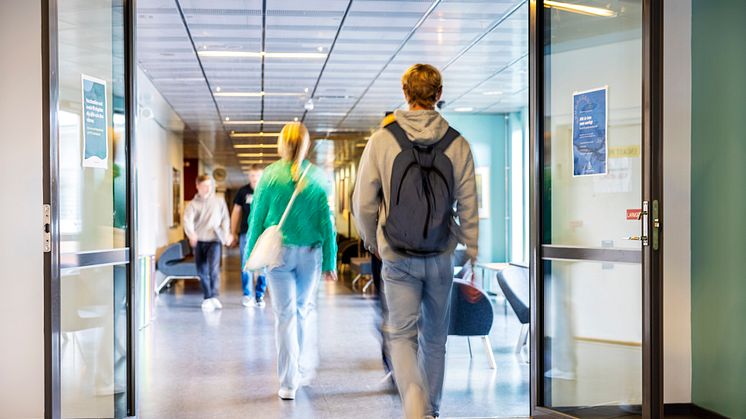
top-left (543, 0), bottom-right (643, 250)
top-left (543, 260), bottom-right (642, 414)
top-left (61, 265), bottom-right (127, 419)
top-left (58, 0), bottom-right (126, 254)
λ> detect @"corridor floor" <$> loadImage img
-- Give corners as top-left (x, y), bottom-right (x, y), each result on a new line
top-left (139, 250), bottom-right (530, 419)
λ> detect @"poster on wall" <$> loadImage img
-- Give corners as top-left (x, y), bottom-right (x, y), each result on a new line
top-left (572, 86), bottom-right (608, 176)
top-left (81, 74), bottom-right (109, 169)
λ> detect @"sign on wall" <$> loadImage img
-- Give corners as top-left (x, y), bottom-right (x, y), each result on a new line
top-left (572, 86), bottom-right (608, 176)
top-left (81, 74), bottom-right (108, 168)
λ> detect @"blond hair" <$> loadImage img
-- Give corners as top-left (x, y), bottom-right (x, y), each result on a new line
top-left (278, 122), bottom-right (310, 180)
top-left (401, 64), bottom-right (442, 109)
top-left (196, 174), bottom-right (211, 184)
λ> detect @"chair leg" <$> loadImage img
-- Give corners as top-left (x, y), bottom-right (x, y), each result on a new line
top-left (361, 276), bottom-right (374, 293)
top-left (482, 336), bottom-right (497, 370)
top-left (467, 337), bottom-right (473, 358)
top-left (351, 274), bottom-right (362, 290)
top-left (515, 323), bottom-right (529, 354)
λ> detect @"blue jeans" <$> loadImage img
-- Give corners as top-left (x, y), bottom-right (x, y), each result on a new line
top-left (266, 246), bottom-right (322, 390)
top-left (194, 241), bottom-right (222, 299)
top-left (240, 234), bottom-right (267, 299)
top-left (382, 253), bottom-right (453, 418)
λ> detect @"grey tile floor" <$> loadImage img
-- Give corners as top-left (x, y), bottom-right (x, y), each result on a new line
top-left (139, 251), bottom-right (530, 419)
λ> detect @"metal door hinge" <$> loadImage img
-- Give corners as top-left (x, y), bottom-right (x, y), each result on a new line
top-left (652, 199), bottom-right (660, 250)
top-left (641, 201), bottom-right (649, 246)
top-left (43, 204), bottom-right (51, 253)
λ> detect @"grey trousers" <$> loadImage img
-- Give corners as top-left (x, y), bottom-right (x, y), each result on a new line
top-left (382, 253), bottom-right (453, 418)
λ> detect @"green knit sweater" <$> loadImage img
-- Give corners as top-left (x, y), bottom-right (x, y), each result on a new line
top-left (245, 160), bottom-right (337, 272)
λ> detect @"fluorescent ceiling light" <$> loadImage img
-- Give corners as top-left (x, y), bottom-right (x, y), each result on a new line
top-left (215, 92), bottom-right (305, 97)
top-left (482, 91), bottom-right (503, 96)
top-left (233, 144), bottom-right (278, 149)
top-left (544, 1), bottom-right (617, 17)
top-left (238, 153), bottom-right (277, 158)
top-left (224, 120), bottom-right (292, 125)
top-left (198, 51), bottom-right (327, 59)
top-left (230, 132), bottom-right (281, 138)
top-left (453, 107), bottom-right (474, 112)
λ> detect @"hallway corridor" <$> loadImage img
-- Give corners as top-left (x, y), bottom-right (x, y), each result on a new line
top-left (139, 250), bottom-right (529, 419)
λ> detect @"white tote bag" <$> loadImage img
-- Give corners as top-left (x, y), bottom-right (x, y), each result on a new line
top-left (245, 164), bottom-right (311, 271)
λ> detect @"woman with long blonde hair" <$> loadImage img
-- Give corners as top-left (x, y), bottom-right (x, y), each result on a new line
top-left (244, 122), bottom-right (337, 400)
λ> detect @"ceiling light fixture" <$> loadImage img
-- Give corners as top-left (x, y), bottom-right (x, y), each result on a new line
top-left (224, 120), bottom-right (291, 125)
top-left (233, 144), bottom-right (277, 149)
top-left (198, 51), bottom-right (327, 59)
top-left (215, 86), bottom-right (221, 92)
top-left (482, 91), bottom-right (503, 96)
top-left (230, 132), bottom-right (281, 138)
top-left (215, 91), bottom-right (305, 97)
top-left (543, 1), bottom-right (617, 17)
top-left (453, 107), bottom-right (474, 112)
top-left (237, 153), bottom-right (277, 158)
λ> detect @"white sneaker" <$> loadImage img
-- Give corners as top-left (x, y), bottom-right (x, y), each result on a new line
top-left (255, 297), bottom-right (266, 308)
top-left (278, 387), bottom-right (296, 400)
top-left (210, 298), bottom-right (223, 309)
top-left (241, 296), bottom-right (253, 307)
top-left (201, 299), bottom-right (215, 312)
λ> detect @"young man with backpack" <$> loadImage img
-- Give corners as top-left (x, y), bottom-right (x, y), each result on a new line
top-left (352, 64), bottom-right (479, 419)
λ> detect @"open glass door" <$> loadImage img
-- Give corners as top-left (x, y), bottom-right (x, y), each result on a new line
top-left (529, 0), bottom-right (663, 417)
top-left (47, 0), bottom-right (135, 417)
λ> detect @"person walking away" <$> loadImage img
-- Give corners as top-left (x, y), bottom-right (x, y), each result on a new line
top-left (245, 122), bottom-right (337, 401)
top-left (231, 164), bottom-right (268, 308)
top-left (183, 174), bottom-right (234, 312)
top-left (352, 64), bottom-right (479, 419)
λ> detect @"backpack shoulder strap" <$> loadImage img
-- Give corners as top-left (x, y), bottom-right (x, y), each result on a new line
top-left (434, 126), bottom-right (461, 152)
top-left (385, 122), bottom-right (413, 150)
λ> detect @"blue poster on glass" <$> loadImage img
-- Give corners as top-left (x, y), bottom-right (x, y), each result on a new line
top-left (81, 74), bottom-right (108, 169)
top-left (572, 87), bottom-right (607, 176)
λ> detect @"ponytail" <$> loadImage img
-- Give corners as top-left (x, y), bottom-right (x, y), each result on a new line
top-left (278, 122), bottom-right (310, 181)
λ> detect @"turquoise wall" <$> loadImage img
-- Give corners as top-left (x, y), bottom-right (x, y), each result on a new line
top-left (691, 1), bottom-right (746, 417)
top-left (442, 113), bottom-right (508, 262)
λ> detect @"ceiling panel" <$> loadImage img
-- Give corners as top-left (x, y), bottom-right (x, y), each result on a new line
top-left (138, 0), bottom-right (528, 186)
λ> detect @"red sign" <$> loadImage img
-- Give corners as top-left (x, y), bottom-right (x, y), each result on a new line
top-left (627, 209), bottom-right (642, 220)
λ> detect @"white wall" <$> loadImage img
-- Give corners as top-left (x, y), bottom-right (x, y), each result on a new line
top-left (136, 68), bottom-right (185, 257)
top-left (0, 0), bottom-right (45, 417)
top-left (663, 0), bottom-right (693, 404)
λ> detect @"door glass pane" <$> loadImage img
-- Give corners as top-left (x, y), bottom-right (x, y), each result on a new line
top-left (56, 0), bottom-right (128, 418)
top-left (542, 260), bottom-right (642, 414)
top-left (60, 265), bottom-right (128, 418)
top-left (58, 0), bottom-right (127, 254)
top-left (543, 0), bottom-right (642, 250)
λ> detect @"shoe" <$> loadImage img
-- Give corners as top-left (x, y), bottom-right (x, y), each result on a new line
top-left (210, 298), bottom-right (223, 309)
top-left (255, 296), bottom-right (266, 308)
top-left (201, 299), bottom-right (215, 312)
top-left (278, 387), bottom-right (296, 400)
top-left (241, 296), bottom-right (253, 307)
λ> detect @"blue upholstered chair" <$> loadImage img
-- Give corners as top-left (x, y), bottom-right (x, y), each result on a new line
top-left (448, 280), bottom-right (497, 369)
top-left (496, 265), bottom-right (530, 356)
top-left (156, 239), bottom-right (199, 293)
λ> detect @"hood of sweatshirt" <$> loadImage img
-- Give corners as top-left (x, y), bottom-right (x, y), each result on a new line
top-left (393, 109), bottom-right (450, 145)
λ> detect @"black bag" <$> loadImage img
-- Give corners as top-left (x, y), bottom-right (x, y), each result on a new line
top-left (383, 121), bottom-right (461, 256)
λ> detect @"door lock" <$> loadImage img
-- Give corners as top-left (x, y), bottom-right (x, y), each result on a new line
top-left (43, 204), bottom-right (51, 253)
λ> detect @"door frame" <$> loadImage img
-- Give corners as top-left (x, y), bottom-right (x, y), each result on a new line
top-left (528, 0), bottom-right (664, 417)
top-left (42, 0), bottom-right (138, 417)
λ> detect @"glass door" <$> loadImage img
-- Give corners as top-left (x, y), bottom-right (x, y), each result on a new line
top-left (47, 0), bottom-right (134, 418)
top-left (529, 0), bottom-right (663, 417)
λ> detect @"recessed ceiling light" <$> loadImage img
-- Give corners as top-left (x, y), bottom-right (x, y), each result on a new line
top-left (224, 120), bottom-right (291, 125)
top-left (233, 144), bottom-right (277, 149)
top-left (543, 1), bottom-right (617, 17)
top-left (224, 117), bottom-right (230, 121)
top-left (198, 51), bottom-right (327, 59)
top-left (215, 91), bottom-right (305, 97)
top-left (317, 46), bottom-right (324, 52)
top-left (453, 107), bottom-right (474, 112)
top-left (216, 86), bottom-right (222, 92)
top-left (230, 132), bottom-right (281, 138)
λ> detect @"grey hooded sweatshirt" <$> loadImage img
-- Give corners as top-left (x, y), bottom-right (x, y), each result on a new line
top-left (352, 109), bottom-right (479, 262)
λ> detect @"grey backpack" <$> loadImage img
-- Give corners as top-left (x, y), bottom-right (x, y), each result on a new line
top-left (383, 121), bottom-right (461, 257)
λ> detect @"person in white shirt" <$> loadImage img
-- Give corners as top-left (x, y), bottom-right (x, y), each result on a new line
top-left (183, 174), bottom-right (233, 311)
